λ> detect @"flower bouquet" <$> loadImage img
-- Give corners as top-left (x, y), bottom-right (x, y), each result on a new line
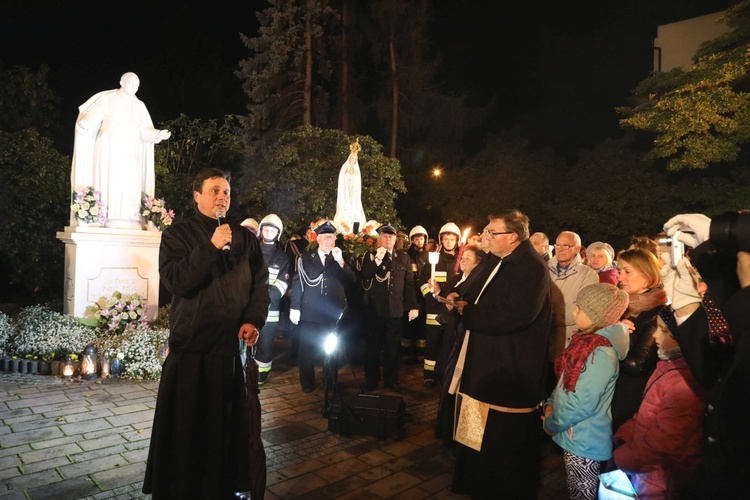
top-left (336, 220), bottom-right (381, 257)
top-left (141, 193), bottom-right (175, 231)
top-left (71, 186), bottom-right (106, 225)
top-left (81, 291), bottom-right (150, 334)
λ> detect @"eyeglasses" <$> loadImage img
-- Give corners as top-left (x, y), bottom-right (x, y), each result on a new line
top-left (483, 228), bottom-right (513, 238)
top-left (554, 243), bottom-right (575, 249)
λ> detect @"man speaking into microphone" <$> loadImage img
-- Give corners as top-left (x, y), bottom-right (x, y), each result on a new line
top-left (143, 168), bottom-right (270, 498)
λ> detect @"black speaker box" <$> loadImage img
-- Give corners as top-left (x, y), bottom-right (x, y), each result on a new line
top-left (327, 391), bottom-right (406, 441)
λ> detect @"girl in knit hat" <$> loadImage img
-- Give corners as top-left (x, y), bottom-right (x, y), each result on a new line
top-left (542, 283), bottom-right (630, 500)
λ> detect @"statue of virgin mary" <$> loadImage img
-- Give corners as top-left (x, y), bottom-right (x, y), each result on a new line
top-left (334, 138), bottom-right (367, 232)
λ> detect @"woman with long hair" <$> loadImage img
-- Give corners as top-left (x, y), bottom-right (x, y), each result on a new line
top-left (611, 248), bottom-right (668, 432)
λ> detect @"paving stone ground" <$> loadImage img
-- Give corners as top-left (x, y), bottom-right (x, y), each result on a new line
top-left (0, 338), bottom-right (566, 499)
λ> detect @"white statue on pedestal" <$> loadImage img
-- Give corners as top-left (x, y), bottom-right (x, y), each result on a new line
top-left (334, 138), bottom-right (367, 232)
top-left (71, 72), bottom-right (171, 229)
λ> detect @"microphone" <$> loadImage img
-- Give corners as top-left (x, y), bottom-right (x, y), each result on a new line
top-left (215, 210), bottom-right (230, 251)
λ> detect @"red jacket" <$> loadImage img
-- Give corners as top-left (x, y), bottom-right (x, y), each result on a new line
top-left (613, 356), bottom-right (708, 499)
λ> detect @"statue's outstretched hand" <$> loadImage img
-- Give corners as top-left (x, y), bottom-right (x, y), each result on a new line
top-left (157, 130), bottom-right (172, 141)
top-left (76, 120), bottom-right (91, 134)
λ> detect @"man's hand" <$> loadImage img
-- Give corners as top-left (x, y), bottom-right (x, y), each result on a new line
top-left (455, 300), bottom-right (469, 315)
top-left (212, 224), bottom-right (232, 250)
top-left (331, 247), bottom-right (343, 264)
top-left (660, 256), bottom-right (702, 310)
top-left (238, 323), bottom-right (260, 347)
top-left (289, 309), bottom-right (300, 325)
top-left (445, 292), bottom-right (460, 311)
top-left (375, 246), bottom-right (387, 264)
top-left (408, 309), bottom-right (419, 321)
top-left (664, 213), bottom-right (711, 248)
top-left (429, 278), bottom-right (440, 294)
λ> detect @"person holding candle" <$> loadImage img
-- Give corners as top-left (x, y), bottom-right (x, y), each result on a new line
top-left (402, 225), bottom-right (430, 365)
top-left (418, 222), bottom-right (461, 388)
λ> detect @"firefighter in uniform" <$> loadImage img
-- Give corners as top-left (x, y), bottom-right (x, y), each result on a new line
top-left (255, 214), bottom-right (291, 384)
top-left (418, 222), bottom-right (461, 387)
top-left (402, 225), bottom-right (429, 364)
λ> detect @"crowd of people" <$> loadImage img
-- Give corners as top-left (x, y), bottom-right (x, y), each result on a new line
top-left (143, 168), bottom-right (749, 500)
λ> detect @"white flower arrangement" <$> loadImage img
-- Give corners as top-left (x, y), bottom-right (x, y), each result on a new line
top-left (71, 186), bottom-right (106, 225)
top-left (141, 193), bottom-right (175, 231)
top-left (0, 311), bottom-right (14, 356)
top-left (12, 305), bottom-right (97, 359)
top-left (121, 326), bottom-right (169, 379)
top-left (82, 291), bottom-right (150, 334)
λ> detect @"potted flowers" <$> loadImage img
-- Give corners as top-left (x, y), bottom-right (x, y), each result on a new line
top-left (71, 186), bottom-right (106, 226)
top-left (141, 193), bottom-right (175, 231)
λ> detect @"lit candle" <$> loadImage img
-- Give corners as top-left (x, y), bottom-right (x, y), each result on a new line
top-left (99, 356), bottom-right (110, 377)
top-left (461, 227), bottom-right (470, 245)
top-left (62, 356), bottom-right (74, 378)
top-left (428, 251), bottom-right (440, 289)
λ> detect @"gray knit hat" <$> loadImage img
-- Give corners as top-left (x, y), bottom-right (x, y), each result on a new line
top-left (576, 283), bottom-right (629, 328)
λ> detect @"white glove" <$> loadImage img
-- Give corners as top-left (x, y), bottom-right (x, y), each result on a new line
top-left (375, 246), bottom-right (387, 264)
top-left (660, 257), bottom-right (702, 310)
top-left (663, 213), bottom-right (711, 248)
top-left (331, 247), bottom-right (343, 263)
top-left (408, 309), bottom-right (419, 322)
top-left (289, 309), bottom-right (300, 325)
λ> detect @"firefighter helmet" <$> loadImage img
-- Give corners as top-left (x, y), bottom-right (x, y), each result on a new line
top-left (259, 214), bottom-right (283, 240)
top-left (439, 222), bottom-right (461, 239)
top-left (409, 225), bottom-right (428, 240)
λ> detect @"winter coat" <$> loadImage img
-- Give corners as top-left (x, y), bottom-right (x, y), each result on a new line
top-left (547, 255), bottom-right (599, 357)
top-left (613, 356), bottom-right (708, 499)
top-left (544, 323), bottom-right (630, 461)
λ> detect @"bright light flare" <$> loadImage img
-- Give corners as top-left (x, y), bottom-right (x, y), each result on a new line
top-left (324, 333), bottom-right (338, 355)
top-left (432, 167), bottom-right (442, 178)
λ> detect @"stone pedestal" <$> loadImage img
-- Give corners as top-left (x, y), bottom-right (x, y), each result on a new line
top-left (56, 225), bottom-right (161, 320)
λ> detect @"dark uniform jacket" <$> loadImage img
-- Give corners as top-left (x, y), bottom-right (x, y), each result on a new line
top-left (261, 242), bottom-right (291, 315)
top-left (159, 211), bottom-right (270, 355)
top-left (460, 240), bottom-right (552, 408)
top-left (292, 251), bottom-right (356, 325)
top-left (360, 248), bottom-right (418, 318)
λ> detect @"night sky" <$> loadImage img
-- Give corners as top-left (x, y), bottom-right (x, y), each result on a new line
top-left (1, 0), bottom-right (734, 155)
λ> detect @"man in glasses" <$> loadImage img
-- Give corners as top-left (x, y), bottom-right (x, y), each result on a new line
top-left (450, 210), bottom-right (552, 499)
top-left (547, 231), bottom-right (598, 359)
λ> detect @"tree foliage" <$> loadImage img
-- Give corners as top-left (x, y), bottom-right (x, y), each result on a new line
top-left (618, 2), bottom-right (750, 170)
top-left (155, 114), bottom-right (245, 219)
top-left (237, 0), bottom-right (337, 149)
top-left (237, 126), bottom-right (405, 234)
top-left (0, 130), bottom-right (69, 302)
top-left (0, 64), bottom-right (60, 138)
top-left (431, 131), bottom-right (562, 233)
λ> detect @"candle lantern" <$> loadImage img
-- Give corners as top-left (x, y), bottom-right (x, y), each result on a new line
top-left (81, 345), bottom-right (98, 380)
top-left (99, 355), bottom-right (111, 377)
top-left (62, 355), bottom-right (75, 378)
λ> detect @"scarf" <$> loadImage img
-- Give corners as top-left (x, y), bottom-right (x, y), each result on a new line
top-left (624, 287), bottom-right (668, 317)
top-left (554, 332), bottom-right (612, 393)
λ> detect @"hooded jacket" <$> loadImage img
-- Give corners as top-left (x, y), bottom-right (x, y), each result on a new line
top-left (544, 323), bottom-right (630, 461)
